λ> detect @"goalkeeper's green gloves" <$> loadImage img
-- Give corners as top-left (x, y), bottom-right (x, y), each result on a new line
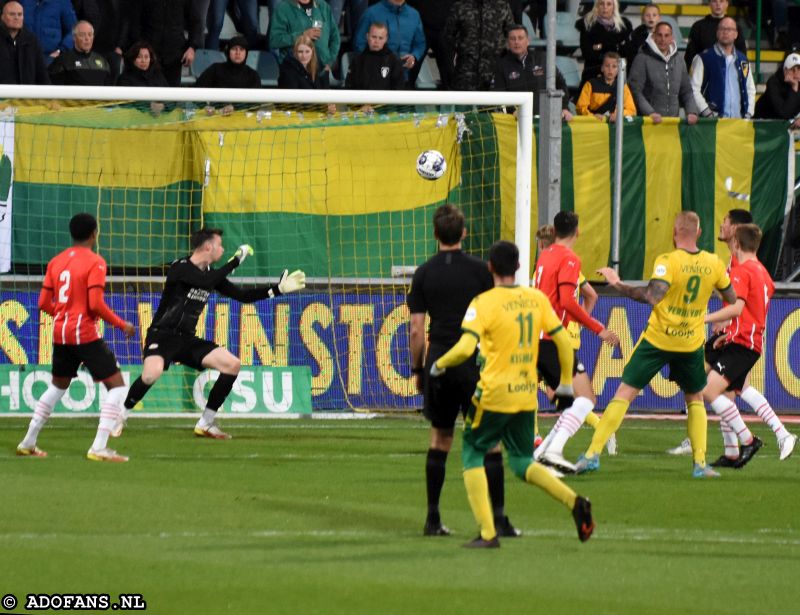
top-left (278, 269), bottom-right (306, 294)
top-left (229, 244), bottom-right (254, 266)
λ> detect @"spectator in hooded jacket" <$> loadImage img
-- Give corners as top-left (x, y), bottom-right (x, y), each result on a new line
top-left (20, 0), bottom-right (77, 63)
top-left (346, 22), bottom-right (405, 90)
top-left (354, 0), bottom-right (425, 85)
top-left (269, 0), bottom-right (340, 74)
top-left (0, 1), bottom-right (49, 83)
top-left (628, 21), bottom-right (698, 123)
top-left (126, 0), bottom-right (204, 88)
top-left (445, 0), bottom-right (514, 91)
top-left (48, 20), bottom-right (113, 85)
top-left (754, 52), bottom-right (800, 127)
top-left (196, 35), bottom-right (260, 89)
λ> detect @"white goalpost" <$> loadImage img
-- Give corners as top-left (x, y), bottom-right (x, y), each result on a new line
top-left (0, 85), bottom-right (533, 415)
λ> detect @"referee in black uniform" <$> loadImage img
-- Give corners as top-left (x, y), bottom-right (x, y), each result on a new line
top-left (408, 204), bottom-right (520, 537)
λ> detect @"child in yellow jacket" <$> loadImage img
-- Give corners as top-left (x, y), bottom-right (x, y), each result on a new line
top-left (576, 52), bottom-right (637, 121)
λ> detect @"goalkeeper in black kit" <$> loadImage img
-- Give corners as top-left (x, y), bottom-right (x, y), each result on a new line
top-left (118, 228), bottom-right (306, 439)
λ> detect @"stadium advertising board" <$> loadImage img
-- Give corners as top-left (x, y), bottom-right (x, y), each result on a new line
top-left (0, 365), bottom-right (312, 415)
top-left (1, 292), bottom-right (799, 411)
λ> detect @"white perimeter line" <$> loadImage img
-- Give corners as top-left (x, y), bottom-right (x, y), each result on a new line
top-left (3, 412), bottom-right (798, 424)
top-left (0, 412), bottom-right (379, 420)
top-left (0, 527), bottom-right (798, 546)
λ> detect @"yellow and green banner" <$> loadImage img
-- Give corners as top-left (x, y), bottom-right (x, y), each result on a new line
top-left (6, 107), bottom-right (793, 280)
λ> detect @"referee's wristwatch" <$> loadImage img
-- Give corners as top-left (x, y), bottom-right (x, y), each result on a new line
top-left (411, 366), bottom-right (424, 375)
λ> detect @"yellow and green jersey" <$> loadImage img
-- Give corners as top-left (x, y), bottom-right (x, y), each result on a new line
top-left (461, 285), bottom-right (563, 413)
top-left (566, 272), bottom-right (588, 350)
top-left (643, 249), bottom-right (731, 352)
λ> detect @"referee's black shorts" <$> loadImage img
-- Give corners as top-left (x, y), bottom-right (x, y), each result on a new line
top-left (143, 327), bottom-right (218, 371)
top-left (52, 340), bottom-right (120, 381)
top-left (423, 343), bottom-right (479, 430)
top-left (705, 342), bottom-right (760, 392)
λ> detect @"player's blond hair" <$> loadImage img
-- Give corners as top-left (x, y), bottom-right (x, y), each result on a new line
top-left (674, 211), bottom-right (700, 236)
top-left (536, 224), bottom-right (555, 248)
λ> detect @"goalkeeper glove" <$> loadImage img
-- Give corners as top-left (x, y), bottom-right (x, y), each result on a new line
top-left (277, 269), bottom-right (306, 294)
top-left (230, 244), bottom-right (254, 266)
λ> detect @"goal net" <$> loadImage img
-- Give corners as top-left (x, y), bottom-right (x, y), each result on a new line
top-left (0, 87), bottom-right (533, 415)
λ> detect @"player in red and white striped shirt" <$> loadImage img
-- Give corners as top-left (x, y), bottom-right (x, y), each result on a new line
top-left (531, 212), bottom-right (619, 474)
top-left (702, 224), bottom-right (795, 467)
top-left (16, 213), bottom-right (135, 462)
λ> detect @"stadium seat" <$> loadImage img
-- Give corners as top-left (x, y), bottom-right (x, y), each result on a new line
top-left (556, 55), bottom-right (581, 92)
top-left (246, 50), bottom-right (279, 87)
top-left (220, 11), bottom-right (238, 41)
top-left (415, 55), bottom-right (440, 90)
top-left (522, 12), bottom-right (536, 41)
top-left (340, 51), bottom-right (355, 86)
top-left (659, 15), bottom-right (686, 51)
top-left (540, 12), bottom-right (580, 51)
top-left (192, 49), bottom-right (226, 81)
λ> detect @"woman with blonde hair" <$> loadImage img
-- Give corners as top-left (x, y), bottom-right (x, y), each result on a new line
top-left (278, 34), bottom-right (331, 90)
top-left (575, 0), bottom-right (632, 88)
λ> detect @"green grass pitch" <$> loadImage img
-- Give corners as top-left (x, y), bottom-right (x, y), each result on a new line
top-left (2, 416), bottom-right (799, 615)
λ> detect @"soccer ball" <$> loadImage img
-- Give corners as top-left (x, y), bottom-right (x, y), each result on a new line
top-left (416, 150), bottom-right (447, 180)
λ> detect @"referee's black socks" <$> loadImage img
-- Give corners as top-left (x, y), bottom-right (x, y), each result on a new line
top-left (425, 449), bottom-right (448, 519)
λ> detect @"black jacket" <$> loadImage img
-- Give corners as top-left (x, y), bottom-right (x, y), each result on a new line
top-left (491, 48), bottom-right (570, 114)
top-left (576, 17), bottom-right (633, 86)
top-left (49, 48), bottom-right (113, 85)
top-left (117, 64), bottom-right (169, 87)
top-left (278, 56), bottom-right (330, 89)
top-left (684, 15), bottom-right (746, 69)
top-left (196, 60), bottom-right (261, 89)
top-left (407, 0), bottom-right (457, 31)
top-left (345, 47), bottom-right (405, 90)
top-left (0, 25), bottom-right (50, 84)
top-left (754, 72), bottom-right (800, 120)
top-left (630, 24), bottom-right (650, 55)
top-left (126, 0), bottom-right (203, 66)
top-left (73, 0), bottom-right (125, 54)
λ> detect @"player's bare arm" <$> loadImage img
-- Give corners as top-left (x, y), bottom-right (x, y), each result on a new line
top-left (719, 284), bottom-right (738, 306)
top-left (705, 298), bottom-right (744, 324)
top-left (598, 267), bottom-right (667, 306)
top-left (580, 280), bottom-right (598, 314)
top-left (409, 313), bottom-right (427, 392)
top-left (557, 280), bottom-right (619, 346)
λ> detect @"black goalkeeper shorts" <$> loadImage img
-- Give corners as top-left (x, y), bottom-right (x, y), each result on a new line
top-left (143, 327), bottom-right (218, 371)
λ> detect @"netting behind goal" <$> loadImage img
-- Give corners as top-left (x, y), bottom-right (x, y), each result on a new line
top-left (0, 92), bottom-right (529, 414)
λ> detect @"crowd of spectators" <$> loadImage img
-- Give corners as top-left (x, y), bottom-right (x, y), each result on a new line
top-left (0, 0), bottom-right (797, 124)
